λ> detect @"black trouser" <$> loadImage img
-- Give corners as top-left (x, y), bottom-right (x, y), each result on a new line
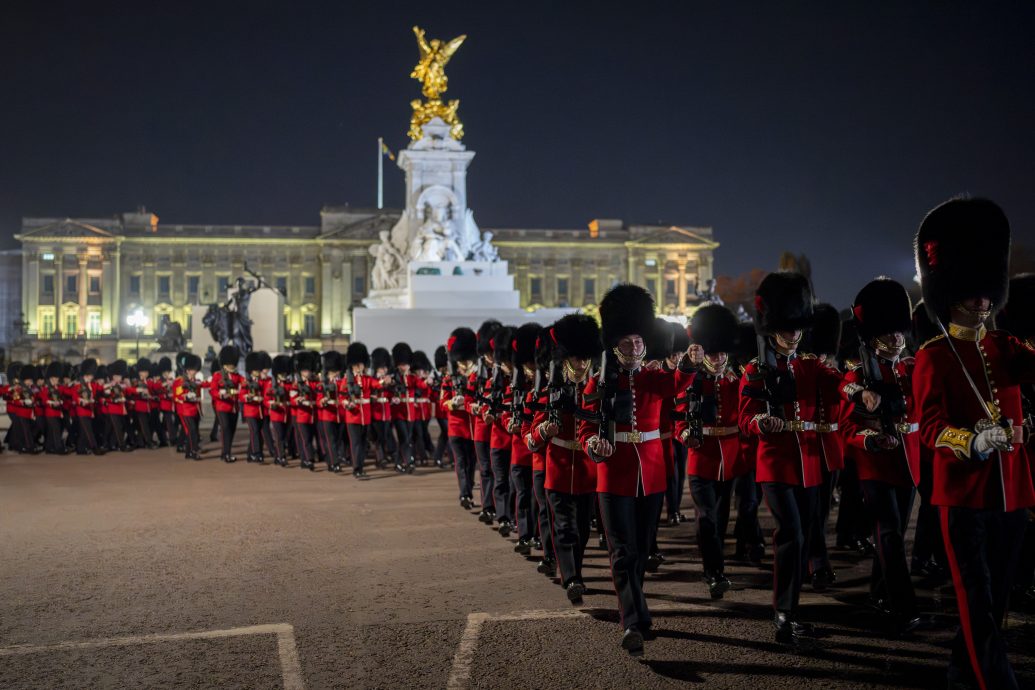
top-left (217, 411), bottom-right (237, 457)
top-left (64, 413), bottom-right (77, 450)
top-left (533, 468), bottom-right (554, 556)
top-left (270, 420), bottom-right (289, 460)
top-left (548, 490), bottom-right (594, 586)
top-left (689, 475), bottom-right (734, 576)
top-left (450, 436), bottom-right (476, 499)
top-left (667, 439), bottom-right (688, 519)
top-left (371, 419), bottom-right (394, 464)
top-left (942, 506), bottom-right (1026, 690)
top-left (76, 416), bottom-right (99, 453)
top-left (44, 416), bottom-right (64, 454)
top-left (432, 418), bottom-right (450, 463)
top-left (836, 457), bottom-right (870, 544)
top-left (912, 459), bottom-right (947, 569)
top-left (490, 446), bottom-right (513, 523)
top-left (151, 409), bottom-right (166, 445)
top-left (761, 482), bottom-right (818, 615)
top-left (809, 465), bottom-right (839, 574)
top-left (347, 424), bottom-right (370, 471)
top-left (245, 416), bottom-right (266, 458)
top-left (294, 421), bottom-right (315, 465)
top-left (733, 471), bottom-right (764, 552)
top-left (598, 492), bottom-right (664, 630)
top-left (135, 411), bottom-right (153, 447)
top-left (393, 419), bottom-right (414, 467)
top-left (860, 479), bottom-right (917, 617)
top-left (209, 412), bottom-right (220, 442)
top-left (416, 419), bottom-right (432, 462)
top-left (475, 440), bottom-right (494, 512)
top-left (105, 414), bottom-right (127, 450)
top-left (178, 414), bottom-right (200, 456)
top-left (163, 410), bottom-right (179, 447)
top-left (511, 464), bottom-right (534, 541)
top-left (318, 420), bottom-right (342, 468)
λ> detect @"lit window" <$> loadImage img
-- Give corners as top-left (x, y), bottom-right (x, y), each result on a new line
top-left (40, 312), bottom-right (55, 338)
top-left (42, 252), bottom-right (54, 261)
top-left (87, 312), bottom-right (102, 336)
top-left (645, 258), bottom-right (657, 267)
top-left (65, 312), bottom-right (78, 336)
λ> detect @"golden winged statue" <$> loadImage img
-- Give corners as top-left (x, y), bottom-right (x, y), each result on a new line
top-left (408, 26), bottom-right (466, 141)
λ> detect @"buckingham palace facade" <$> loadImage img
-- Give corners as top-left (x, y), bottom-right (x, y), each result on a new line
top-left (7, 206), bottom-right (717, 362)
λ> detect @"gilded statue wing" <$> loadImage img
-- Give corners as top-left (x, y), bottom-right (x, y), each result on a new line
top-left (413, 26), bottom-right (431, 58)
top-left (440, 34), bottom-right (466, 65)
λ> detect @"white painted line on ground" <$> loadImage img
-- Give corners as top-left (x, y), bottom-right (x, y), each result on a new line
top-left (0, 622), bottom-right (304, 690)
top-left (446, 612), bottom-right (489, 690)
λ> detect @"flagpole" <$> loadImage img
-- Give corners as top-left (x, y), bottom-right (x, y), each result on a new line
top-left (377, 137), bottom-right (384, 210)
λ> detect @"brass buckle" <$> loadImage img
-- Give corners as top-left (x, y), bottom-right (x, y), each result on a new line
top-left (786, 420), bottom-right (805, 432)
top-left (626, 430), bottom-right (642, 443)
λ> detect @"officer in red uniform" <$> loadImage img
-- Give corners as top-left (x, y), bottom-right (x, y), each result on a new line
top-left (739, 271), bottom-right (879, 645)
top-left (265, 354), bottom-right (294, 467)
top-left (39, 361), bottom-right (67, 454)
top-left (731, 322), bottom-right (766, 564)
top-left (431, 346), bottom-right (453, 468)
top-left (155, 357), bottom-right (178, 449)
top-left (843, 278), bottom-right (922, 634)
top-left (578, 284), bottom-right (697, 657)
top-left (912, 197), bottom-right (1035, 690)
top-left (644, 317), bottom-right (676, 573)
top-left (678, 304), bottom-right (744, 599)
top-left (469, 320), bottom-right (502, 522)
top-left (126, 358), bottom-right (157, 449)
top-left (210, 346), bottom-right (243, 463)
top-left (316, 351), bottom-right (344, 472)
top-left (173, 352), bottom-right (204, 460)
top-left (389, 342), bottom-right (430, 474)
top-left (342, 342), bottom-right (375, 478)
top-left (70, 359), bottom-right (103, 455)
top-left (528, 313), bottom-right (602, 605)
top-left (290, 351), bottom-right (320, 471)
top-left (443, 327), bottom-right (478, 509)
top-left (101, 360), bottom-right (130, 452)
top-left (241, 351), bottom-right (272, 464)
top-left (484, 327), bottom-right (516, 532)
top-left (369, 347), bottom-right (394, 468)
top-left (411, 350), bottom-right (435, 465)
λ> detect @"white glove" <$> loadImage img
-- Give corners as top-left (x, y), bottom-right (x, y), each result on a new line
top-left (972, 426), bottom-right (1010, 459)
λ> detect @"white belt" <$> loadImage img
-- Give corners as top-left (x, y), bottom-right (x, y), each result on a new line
top-left (550, 437), bottom-right (579, 450)
top-left (613, 429), bottom-right (661, 444)
top-left (373, 397), bottom-right (389, 403)
top-left (400, 397), bottom-right (416, 403)
top-left (416, 398), bottom-right (430, 404)
top-left (897, 422), bottom-right (919, 434)
top-left (785, 420), bottom-right (817, 432)
top-left (702, 425), bottom-right (739, 437)
top-left (353, 398), bottom-right (371, 405)
top-left (816, 423), bottom-right (839, 433)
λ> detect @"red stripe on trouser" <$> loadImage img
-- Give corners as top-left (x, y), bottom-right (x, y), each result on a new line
top-left (940, 507), bottom-right (987, 690)
top-left (179, 415), bottom-right (195, 454)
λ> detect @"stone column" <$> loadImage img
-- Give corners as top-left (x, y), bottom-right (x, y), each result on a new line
top-left (678, 262), bottom-right (687, 311)
top-left (320, 251), bottom-right (333, 336)
top-left (78, 256), bottom-right (89, 335)
top-left (25, 252), bottom-right (39, 333)
top-left (54, 250), bottom-right (64, 335)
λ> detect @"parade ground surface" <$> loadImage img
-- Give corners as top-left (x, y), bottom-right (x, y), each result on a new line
top-left (2, 434), bottom-right (1033, 689)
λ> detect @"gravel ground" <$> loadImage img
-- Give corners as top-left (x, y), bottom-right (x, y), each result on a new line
top-left (1, 437), bottom-right (1031, 689)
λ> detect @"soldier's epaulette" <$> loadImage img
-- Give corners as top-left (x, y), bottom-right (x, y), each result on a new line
top-left (845, 361), bottom-right (862, 372)
top-left (798, 353), bottom-right (817, 360)
top-left (919, 334), bottom-right (946, 350)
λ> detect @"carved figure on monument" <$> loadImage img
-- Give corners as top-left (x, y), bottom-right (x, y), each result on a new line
top-left (469, 230), bottom-right (499, 262)
top-left (202, 275), bottom-right (259, 355)
top-left (370, 230), bottom-right (407, 290)
top-left (155, 315), bottom-right (186, 352)
top-left (408, 26), bottom-right (466, 141)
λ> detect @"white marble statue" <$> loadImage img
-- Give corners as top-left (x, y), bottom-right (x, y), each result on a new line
top-left (469, 230), bottom-right (499, 262)
top-left (370, 230), bottom-right (406, 290)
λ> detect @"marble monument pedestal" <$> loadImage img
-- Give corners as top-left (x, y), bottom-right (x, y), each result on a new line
top-left (355, 261), bottom-right (571, 354)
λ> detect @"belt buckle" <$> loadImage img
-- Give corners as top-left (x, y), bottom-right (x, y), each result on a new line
top-left (786, 420), bottom-right (804, 432)
top-left (626, 430), bottom-right (641, 443)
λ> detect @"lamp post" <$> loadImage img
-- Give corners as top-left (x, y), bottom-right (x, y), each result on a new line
top-left (127, 308), bottom-right (148, 361)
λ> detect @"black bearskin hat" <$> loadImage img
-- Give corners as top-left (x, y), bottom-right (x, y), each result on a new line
top-left (109, 359), bottom-right (128, 377)
top-left (599, 283), bottom-right (655, 347)
top-left (258, 351), bottom-right (272, 371)
top-left (915, 196), bottom-right (1011, 325)
top-left (549, 313), bottom-right (602, 362)
top-left (689, 304), bottom-right (739, 354)
top-left (391, 342), bottom-right (413, 367)
top-left (731, 324), bottom-right (757, 368)
top-left (910, 301), bottom-right (939, 352)
top-left (837, 317), bottom-right (861, 365)
top-left (218, 345), bottom-right (240, 367)
top-left (62, 362), bottom-right (74, 379)
top-left (346, 342), bottom-right (370, 368)
top-left (513, 323), bottom-right (542, 368)
top-left (998, 273), bottom-right (1035, 341)
top-left (646, 317), bottom-right (675, 361)
top-left (79, 358), bottom-right (97, 377)
top-left (136, 357), bottom-right (152, 372)
top-left (476, 320), bottom-right (502, 357)
top-left (492, 326), bottom-right (515, 366)
top-left (245, 351), bottom-right (266, 373)
top-left (371, 347), bottom-right (392, 371)
top-left (95, 365), bottom-right (108, 380)
top-left (6, 362), bottom-right (22, 381)
top-left (296, 351), bottom-right (320, 374)
top-left (447, 327), bottom-right (477, 363)
top-left (754, 271), bottom-right (814, 334)
top-left (412, 350), bottom-right (432, 372)
top-left (805, 303), bottom-right (842, 356)
top-left (45, 361), bottom-right (63, 379)
top-left (272, 354), bottom-right (293, 377)
top-left (670, 320), bottom-right (690, 355)
top-left (852, 278), bottom-right (912, 341)
top-left (322, 351), bottom-right (343, 373)
top-left (128, 366), bottom-right (139, 381)
top-left (183, 353), bottom-right (202, 372)
top-left (210, 358), bottom-right (220, 375)
top-left (433, 345), bottom-right (447, 370)
top-left (157, 356), bottom-right (173, 375)
top-left (21, 365), bottom-right (38, 380)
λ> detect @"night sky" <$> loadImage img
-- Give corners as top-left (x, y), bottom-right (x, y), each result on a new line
top-left (2, 1), bottom-right (1032, 307)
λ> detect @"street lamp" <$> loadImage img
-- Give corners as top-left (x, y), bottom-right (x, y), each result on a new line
top-left (127, 308), bottom-right (148, 360)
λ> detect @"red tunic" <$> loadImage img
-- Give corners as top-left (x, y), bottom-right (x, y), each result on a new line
top-left (913, 330), bottom-right (1035, 511)
top-left (843, 357), bottom-right (920, 488)
top-left (210, 371), bottom-right (243, 414)
top-left (442, 373), bottom-right (475, 440)
top-left (738, 353), bottom-right (852, 488)
top-left (125, 381), bottom-right (153, 414)
top-left (37, 384), bottom-right (65, 418)
top-left (173, 377), bottom-right (202, 417)
top-left (239, 376), bottom-right (266, 419)
top-left (577, 367), bottom-right (693, 497)
top-left (315, 379), bottom-right (342, 423)
top-left (529, 383), bottom-right (597, 494)
top-left (675, 369), bottom-right (744, 482)
top-left (341, 374), bottom-right (377, 426)
top-left (389, 373), bottom-right (430, 422)
top-left (290, 378), bottom-right (318, 425)
top-left (467, 373), bottom-right (492, 443)
top-left (100, 383), bottom-right (128, 416)
top-left (263, 378), bottom-right (292, 423)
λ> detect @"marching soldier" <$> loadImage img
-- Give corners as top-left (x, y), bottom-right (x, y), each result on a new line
top-left (390, 342), bottom-right (429, 474)
top-left (210, 346), bottom-right (243, 463)
top-left (431, 345), bottom-right (453, 468)
top-left (370, 347), bottom-right (394, 468)
top-left (316, 351), bottom-right (344, 472)
top-left (843, 278), bottom-right (922, 634)
top-left (411, 350), bottom-right (435, 465)
top-left (174, 352), bottom-right (204, 460)
top-left (265, 354), bottom-right (294, 467)
top-left (739, 271), bottom-right (878, 645)
top-left (102, 360), bottom-right (130, 452)
top-left (666, 321), bottom-right (691, 525)
top-left (912, 197), bottom-right (1035, 689)
top-left (126, 358), bottom-right (157, 449)
top-left (39, 361), bottom-right (66, 454)
top-left (342, 342), bottom-right (375, 478)
top-left (485, 328), bottom-right (515, 531)
top-left (156, 357), bottom-right (178, 450)
top-left (527, 314), bottom-right (602, 604)
top-left (470, 320), bottom-right (502, 522)
top-left (679, 304), bottom-right (745, 599)
top-left (443, 327), bottom-right (479, 509)
top-left (290, 351), bottom-right (320, 471)
top-left (644, 317), bottom-right (675, 573)
top-left (71, 359), bottom-right (103, 455)
top-left (241, 351), bottom-right (273, 463)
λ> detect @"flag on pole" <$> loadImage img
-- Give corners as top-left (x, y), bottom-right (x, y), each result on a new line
top-left (381, 140), bottom-right (395, 161)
